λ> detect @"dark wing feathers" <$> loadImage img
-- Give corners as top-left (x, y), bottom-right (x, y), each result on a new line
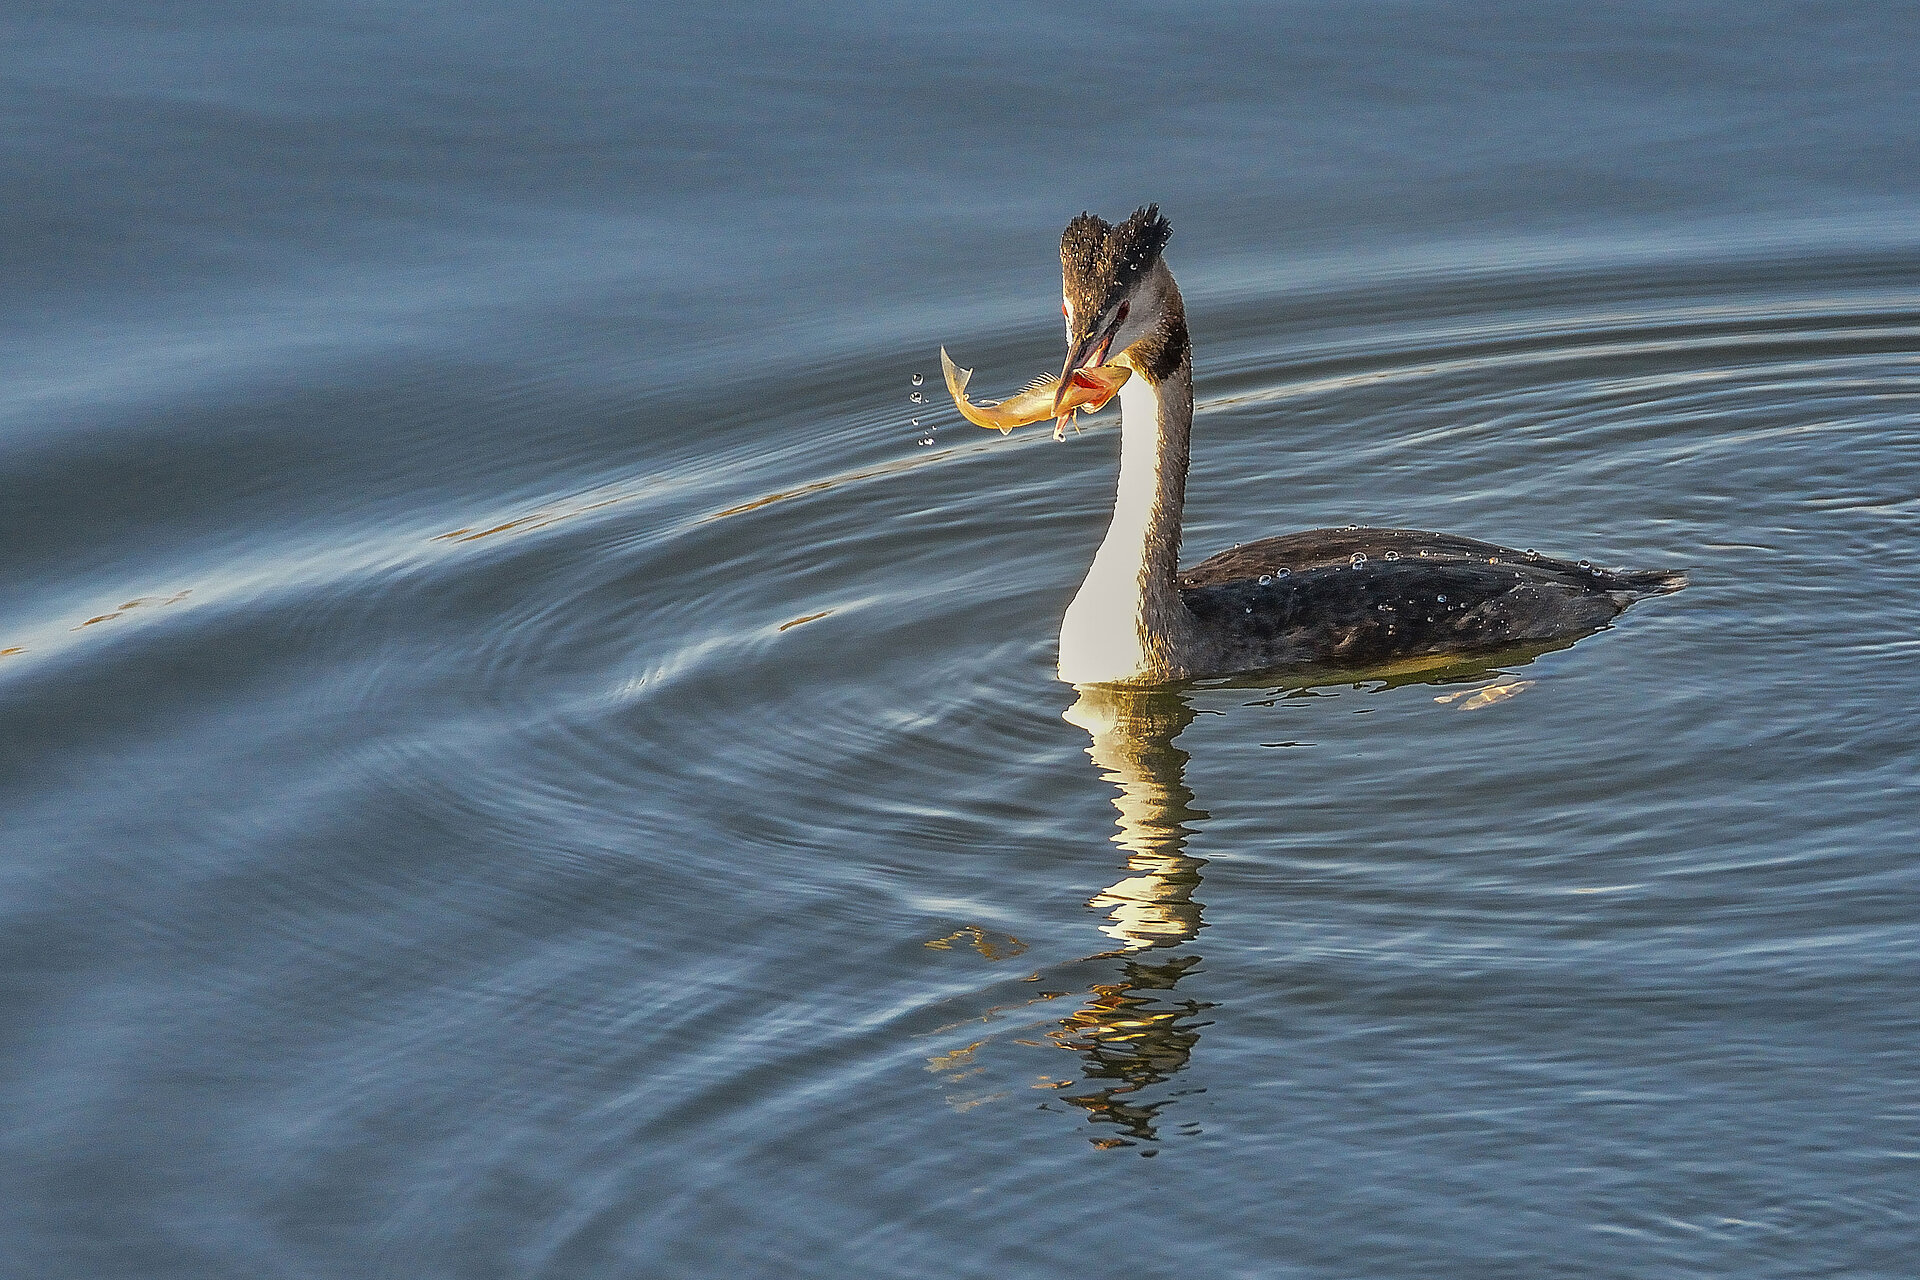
top-left (1180, 527), bottom-right (1681, 597)
top-left (1176, 528), bottom-right (1684, 672)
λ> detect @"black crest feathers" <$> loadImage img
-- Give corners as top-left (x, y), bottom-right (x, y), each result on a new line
top-left (1060, 204), bottom-right (1173, 340)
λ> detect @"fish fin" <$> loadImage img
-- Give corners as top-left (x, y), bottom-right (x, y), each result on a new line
top-left (1020, 374), bottom-right (1055, 394)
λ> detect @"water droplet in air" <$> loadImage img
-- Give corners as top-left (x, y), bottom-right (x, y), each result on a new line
top-left (910, 417), bottom-right (919, 427)
top-left (1351, 552), bottom-right (1367, 566)
top-left (1274, 567), bottom-right (1290, 578)
top-left (1258, 574), bottom-right (1272, 585)
top-left (910, 391), bottom-right (925, 404)
top-left (1590, 566), bottom-right (1603, 577)
top-left (911, 372), bottom-right (924, 386)
top-left (918, 437), bottom-right (933, 446)
top-left (1577, 559), bottom-right (1592, 569)
top-left (1525, 548), bottom-right (1539, 559)
top-left (1342, 523), bottom-right (1358, 531)
top-left (1244, 605), bottom-right (1253, 614)
top-left (1383, 550), bottom-right (1401, 561)
top-left (1436, 594), bottom-right (1448, 603)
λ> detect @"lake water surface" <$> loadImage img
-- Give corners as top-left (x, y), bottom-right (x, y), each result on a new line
top-left (4, 3), bottom-right (1919, 1276)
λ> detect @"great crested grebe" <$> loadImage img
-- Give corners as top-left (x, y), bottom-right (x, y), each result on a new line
top-left (1038, 205), bottom-right (1683, 686)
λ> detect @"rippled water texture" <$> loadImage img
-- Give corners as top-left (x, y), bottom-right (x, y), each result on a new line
top-left (4, 3), bottom-right (1918, 1277)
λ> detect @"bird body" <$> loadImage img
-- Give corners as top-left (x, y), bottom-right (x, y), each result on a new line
top-left (1174, 528), bottom-right (1683, 681)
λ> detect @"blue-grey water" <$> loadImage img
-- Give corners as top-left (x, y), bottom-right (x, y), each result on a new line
top-left (4, 3), bottom-right (1919, 1276)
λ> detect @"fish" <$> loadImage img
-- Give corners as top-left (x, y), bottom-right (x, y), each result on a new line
top-left (939, 347), bottom-right (1132, 442)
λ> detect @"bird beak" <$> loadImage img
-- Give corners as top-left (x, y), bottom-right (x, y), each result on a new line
top-left (1054, 323), bottom-right (1119, 415)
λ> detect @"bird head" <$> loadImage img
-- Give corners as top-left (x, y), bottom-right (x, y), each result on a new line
top-left (1055, 204), bottom-right (1175, 413)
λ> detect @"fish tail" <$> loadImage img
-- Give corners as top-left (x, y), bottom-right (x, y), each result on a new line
top-left (939, 347), bottom-right (971, 399)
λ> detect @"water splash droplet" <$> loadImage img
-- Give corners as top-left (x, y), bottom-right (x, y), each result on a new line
top-left (1274, 567), bottom-right (1290, 578)
top-left (1258, 574), bottom-right (1272, 585)
top-left (1341, 523), bottom-right (1358, 531)
top-left (911, 372), bottom-right (924, 386)
top-left (1244, 605), bottom-right (1253, 614)
top-left (1525, 548), bottom-right (1539, 559)
top-left (1436, 594), bottom-right (1448, 603)
top-left (918, 436), bottom-right (934, 446)
top-left (910, 391), bottom-right (925, 404)
top-left (1577, 559), bottom-right (1592, 570)
top-left (1383, 550), bottom-right (1401, 562)
top-left (910, 417), bottom-right (919, 427)
top-left (1350, 552), bottom-right (1367, 566)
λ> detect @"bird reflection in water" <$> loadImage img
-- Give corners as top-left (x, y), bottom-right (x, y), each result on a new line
top-left (922, 684), bottom-right (1215, 1150)
top-left (1038, 685), bottom-right (1214, 1149)
top-left (925, 646), bottom-right (1579, 1149)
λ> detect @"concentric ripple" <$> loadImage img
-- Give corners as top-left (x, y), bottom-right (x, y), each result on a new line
top-left (6, 235), bottom-right (1919, 1276)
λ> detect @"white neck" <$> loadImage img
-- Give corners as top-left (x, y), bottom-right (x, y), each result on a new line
top-left (1057, 367), bottom-right (1196, 684)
